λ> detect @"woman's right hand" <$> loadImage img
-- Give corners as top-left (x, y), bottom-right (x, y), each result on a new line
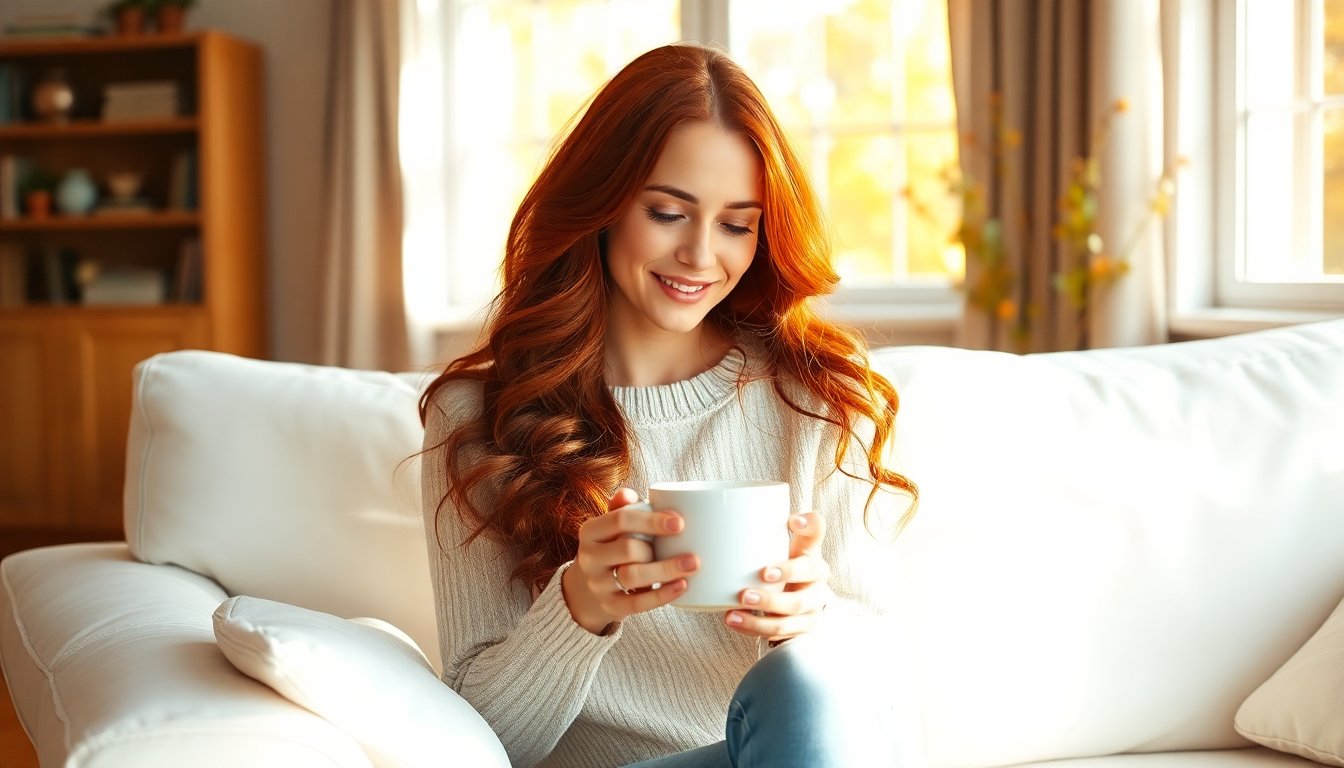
top-left (561, 487), bottom-right (699, 634)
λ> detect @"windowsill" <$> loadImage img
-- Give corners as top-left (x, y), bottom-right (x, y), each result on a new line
top-left (1168, 307), bottom-right (1344, 340)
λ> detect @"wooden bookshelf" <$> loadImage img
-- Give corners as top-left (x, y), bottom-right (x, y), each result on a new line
top-left (0, 31), bottom-right (266, 537)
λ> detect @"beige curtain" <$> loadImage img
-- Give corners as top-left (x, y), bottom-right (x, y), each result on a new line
top-left (318, 0), bottom-right (409, 371)
top-left (947, 0), bottom-right (1168, 352)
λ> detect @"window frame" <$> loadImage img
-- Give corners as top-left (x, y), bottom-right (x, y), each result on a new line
top-left (413, 0), bottom-right (962, 327)
top-left (1213, 0), bottom-right (1344, 311)
top-left (686, 0), bottom-right (962, 314)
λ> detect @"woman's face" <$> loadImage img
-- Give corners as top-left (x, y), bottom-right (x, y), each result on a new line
top-left (605, 120), bottom-right (763, 340)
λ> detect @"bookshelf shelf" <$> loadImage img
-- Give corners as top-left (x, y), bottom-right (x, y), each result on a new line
top-left (0, 212), bottom-right (200, 231)
top-left (0, 117), bottom-right (199, 139)
top-left (0, 33), bottom-right (201, 57)
top-left (0, 30), bottom-right (265, 537)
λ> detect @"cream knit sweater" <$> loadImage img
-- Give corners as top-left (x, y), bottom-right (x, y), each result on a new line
top-left (421, 348), bottom-right (903, 768)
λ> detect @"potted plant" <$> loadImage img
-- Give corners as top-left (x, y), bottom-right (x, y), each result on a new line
top-left (154, 0), bottom-right (197, 35)
top-left (103, 0), bottom-right (151, 36)
top-left (20, 167), bottom-right (60, 220)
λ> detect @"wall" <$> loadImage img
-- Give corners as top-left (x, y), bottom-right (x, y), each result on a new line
top-left (1, 0), bottom-right (330, 362)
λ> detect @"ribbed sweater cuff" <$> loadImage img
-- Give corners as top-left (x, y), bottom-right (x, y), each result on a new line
top-left (531, 561), bottom-right (625, 645)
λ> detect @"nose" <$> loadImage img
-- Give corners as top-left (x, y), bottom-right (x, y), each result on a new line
top-left (676, 220), bottom-right (715, 270)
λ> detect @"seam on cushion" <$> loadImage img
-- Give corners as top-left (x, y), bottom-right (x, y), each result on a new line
top-left (1, 559), bottom-right (75, 754)
top-left (1236, 725), bottom-right (1344, 762)
top-left (67, 724), bottom-right (365, 768)
top-left (50, 619), bottom-right (208, 668)
top-left (131, 354), bottom-right (160, 556)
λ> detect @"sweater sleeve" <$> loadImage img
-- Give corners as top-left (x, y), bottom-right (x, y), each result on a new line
top-left (421, 384), bottom-right (622, 768)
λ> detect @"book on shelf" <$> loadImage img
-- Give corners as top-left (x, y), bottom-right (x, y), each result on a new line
top-left (0, 242), bottom-right (25, 307)
top-left (102, 81), bottom-right (180, 121)
top-left (1, 14), bottom-right (99, 39)
top-left (94, 198), bottom-right (155, 216)
top-left (15, 245), bottom-right (78, 304)
top-left (0, 64), bottom-right (28, 125)
top-left (172, 238), bottom-right (203, 302)
top-left (169, 148), bottom-right (199, 210)
top-left (83, 268), bottom-right (167, 306)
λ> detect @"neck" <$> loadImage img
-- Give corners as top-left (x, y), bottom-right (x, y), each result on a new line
top-left (604, 323), bottom-right (731, 387)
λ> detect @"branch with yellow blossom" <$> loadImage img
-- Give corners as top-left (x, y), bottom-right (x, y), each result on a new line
top-left (904, 95), bottom-right (1184, 350)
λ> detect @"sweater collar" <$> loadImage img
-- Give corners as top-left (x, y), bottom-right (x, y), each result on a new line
top-left (608, 347), bottom-right (749, 424)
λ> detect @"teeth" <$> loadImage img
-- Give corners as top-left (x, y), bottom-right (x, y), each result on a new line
top-left (657, 275), bottom-right (707, 294)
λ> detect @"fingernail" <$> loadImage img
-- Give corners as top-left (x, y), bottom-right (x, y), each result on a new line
top-left (663, 515), bottom-right (683, 533)
top-left (671, 580), bottom-right (686, 593)
top-left (742, 590), bottom-right (760, 606)
top-left (678, 555), bottom-right (696, 571)
top-left (763, 567), bottom-right (782, 582)
top-left (792, 515), bottom-right (808, 529)
top-left (726, 613), bottom-right (744, 626)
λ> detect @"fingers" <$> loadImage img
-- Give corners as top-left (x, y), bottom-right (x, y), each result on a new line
top-left (613, 553), bottom-right (699, 592)
top-left (725, 582), bottom-right (833, 640)
top-left (581, 498), bottom-right (683, 545)
top-left (787, 512), bottom-right (826, 558)
top-left (761, 551), bottom-right (831, 589)
top-left (607, 487), bottom-right (641, 511)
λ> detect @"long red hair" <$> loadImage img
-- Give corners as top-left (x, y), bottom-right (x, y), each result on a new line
top-left (420, 43), bottom-right (917, 591)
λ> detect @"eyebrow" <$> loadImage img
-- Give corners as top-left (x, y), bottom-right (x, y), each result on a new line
top-left (644, 184), bottom-right (762, 210)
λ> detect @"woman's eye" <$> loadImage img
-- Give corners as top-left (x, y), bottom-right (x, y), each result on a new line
top-left (645, 208), bottom-right (682, 224)
top-left (722, 222), bottom-right (753, 236)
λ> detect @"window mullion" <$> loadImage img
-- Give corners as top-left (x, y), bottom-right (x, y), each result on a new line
top-left (681, 0), bottom-right (729, 46)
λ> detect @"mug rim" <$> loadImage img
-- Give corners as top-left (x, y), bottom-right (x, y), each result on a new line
top-left (649, 480), bottom-right (785, 492)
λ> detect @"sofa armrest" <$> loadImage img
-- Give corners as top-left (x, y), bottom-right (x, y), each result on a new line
top-left (0, 543), bottom-right (371, 767)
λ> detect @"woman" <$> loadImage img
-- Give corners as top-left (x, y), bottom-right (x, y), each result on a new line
top-left (420, 42), bottom-right (918, 768)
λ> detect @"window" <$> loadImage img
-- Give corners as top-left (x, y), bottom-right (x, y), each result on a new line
top-left (1218, 0), bottom-right (1344, 309)
top-left (401, 0), bottom-right (960, 325)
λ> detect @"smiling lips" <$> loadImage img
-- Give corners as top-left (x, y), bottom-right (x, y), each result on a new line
top-left (654, 273), bottom-right (714, 302)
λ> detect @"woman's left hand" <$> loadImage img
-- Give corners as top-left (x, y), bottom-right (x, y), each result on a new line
top-left (725, 512), bottom-right (832, 642)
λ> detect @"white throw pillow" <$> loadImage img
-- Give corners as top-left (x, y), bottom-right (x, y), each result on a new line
top-left (1235, 592), bottom-right (1344, 766)
top-left (213, 596), bottom-right (509, 768)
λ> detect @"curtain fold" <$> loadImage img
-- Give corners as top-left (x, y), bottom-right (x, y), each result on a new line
top-left (948, 0), bottom-right (1168, 351)
top-left (318, 0), bottom-right (410, 371)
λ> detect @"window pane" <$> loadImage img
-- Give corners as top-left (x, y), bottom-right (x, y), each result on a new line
top-left (447, 0), bottom-right (679, 306)
top-left (1324, 108), bottom-right (1344, 275)
top-left (1244, 0), bottom-right (1297, 109)
top-left (1243, 111), bottom-right (1302, 282)
top-left (730, 0), bottom-right (958, 286)
top-left (1327, 0), bottom-right (1344, 94)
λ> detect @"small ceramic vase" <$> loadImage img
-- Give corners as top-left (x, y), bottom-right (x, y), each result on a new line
top-left (56, 169), bottom-right (98, 216)
top-left (32, 68), bottom-right (75, 124)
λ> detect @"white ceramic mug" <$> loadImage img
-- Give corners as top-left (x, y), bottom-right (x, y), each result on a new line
top-left (620, 480), bottom-right (791, 611)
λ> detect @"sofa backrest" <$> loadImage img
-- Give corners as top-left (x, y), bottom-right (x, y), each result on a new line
top-left (124, 351), bottom-right (442, 672)
top-left (874, 319), bottom-right (1344, 767)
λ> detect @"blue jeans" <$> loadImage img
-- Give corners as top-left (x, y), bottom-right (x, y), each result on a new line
top-left (624, 631), bottom-right (899, 767)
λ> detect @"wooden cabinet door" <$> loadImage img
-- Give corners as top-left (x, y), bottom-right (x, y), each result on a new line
top-left (67, 311), bottom-right (210, 531)
top-left (0, 316), bottom-right (71, 528)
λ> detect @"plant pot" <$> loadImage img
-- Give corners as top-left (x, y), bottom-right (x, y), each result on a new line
top-left (157, 6), bottom-right (187, 35)
top-left (115, 7), bottom-right (146, 36)
top-left (24, 190), bottom-right (52, 220)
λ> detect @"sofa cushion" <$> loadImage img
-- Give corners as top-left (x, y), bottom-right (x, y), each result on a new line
top-left (872, 320), bottom-right (1344, 768)
top-left (124, 350), bottom-right (441, 672)
top-left (213, 595), bottom-right (509, 768)
top-left (1234, 589), bottom-right (1344, 766)
top-left (0, 543), bottom-right (370, 768)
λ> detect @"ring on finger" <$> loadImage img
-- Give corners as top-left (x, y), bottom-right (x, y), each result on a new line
top-left (611, 566), bottom-right (633, 595)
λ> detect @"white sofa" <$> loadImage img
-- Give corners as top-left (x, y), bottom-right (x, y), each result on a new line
top-left (2, 320), bottom-right (1342, 767)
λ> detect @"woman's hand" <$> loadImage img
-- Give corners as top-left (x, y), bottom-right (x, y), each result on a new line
top-left (725, 512), bottom-right (832, 642)
top-left (561, 487), bottom-right (700, 634)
